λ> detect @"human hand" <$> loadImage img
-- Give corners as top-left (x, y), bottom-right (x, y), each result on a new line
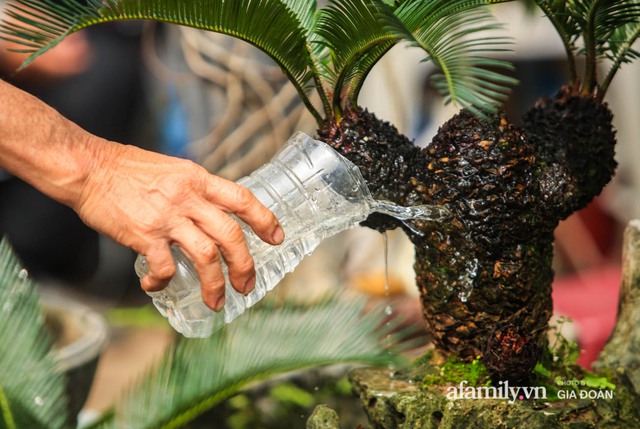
top-left (74, 141), bottom-right (284, 311)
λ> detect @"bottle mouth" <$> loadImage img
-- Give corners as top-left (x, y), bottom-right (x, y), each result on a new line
top-left (303, 131), bottom-right (452, 234)
top-left (292, 131), bottom-right (375, 203)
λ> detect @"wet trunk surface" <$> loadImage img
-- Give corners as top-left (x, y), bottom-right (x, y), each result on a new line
top-left (318, 87), bottom-right (616, 381)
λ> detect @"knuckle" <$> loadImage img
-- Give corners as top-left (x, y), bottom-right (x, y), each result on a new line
top-left (235, 186), bottom-right (257, 211)
top-left (141, 276), bottom-right (165, 292)
top-left (159, 174), bottom-right (198, 203)
top-left (219, 218), bottom-right (245, 244)
top-left (156, 174), bottom-right (183, 193)
top-left (144, 218), bottom-right (166, 234)
top-left (152, 263), bottom-right (176, 281)
top-left (201, 280), bottom-right (225, 305)
top-left (232, 255), bottom-right (254, 276)
top-left (195, 241), bottom-right (218, 262)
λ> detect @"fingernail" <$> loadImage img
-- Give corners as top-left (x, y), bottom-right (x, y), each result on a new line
top-left (213, 295), bottom-right (226, 312)
top-left (272, 225), bottom-right (285, 244)
top-left (243, 273), bottom-right (256, 295)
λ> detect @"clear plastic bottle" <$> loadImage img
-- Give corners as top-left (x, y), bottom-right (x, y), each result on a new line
top-left (135, 132), bottom-right (449, 337)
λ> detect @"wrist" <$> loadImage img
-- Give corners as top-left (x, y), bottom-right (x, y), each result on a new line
top-left (64, 134), bottom-right (116, 211)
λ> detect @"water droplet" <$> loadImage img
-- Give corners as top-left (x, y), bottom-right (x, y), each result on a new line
top-left (383, 232), bottom-right (390, 297)
top-left (18, 269), bottom-right (28, 280)
top-left (34, 396), bottom-right (43, 406)
top-left (467, 258), bottom-right (479, 278)
top-left (382, 233), bottom-right (395, 365)
top-left (461, 165), bottom-right (478, 178)
top-left (370, 200), bottom-right (451, 223)
top-left (456, 258), bottom-right (479, 302)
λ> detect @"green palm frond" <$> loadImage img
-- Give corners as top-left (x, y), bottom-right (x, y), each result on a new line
top-left (575, 0), bottom-right (640, 94)
top-left (0, 238), bottom-right (69, 429)
top-left (569, 0), bottom-right (640, 34)
top-left (277, 0), bottom-right (316, 34)
top-left (91, 296), bottom-right (410, 429)
top-left (0, 238), bottom-right (411, 429)
top-left (272, 0), bottom-right (338, 116)
top-left (532, 0), bottom-right (640, 96)
top-left (380, 0), bottom-right (517, 116)
top-left (315, 0), bottom-right (516, 116)
top-left (1, 0), bottom-right (524, 119)
top-left (533, 0), bottom-right (581, 80)
top-left (0, 0), bottom-right (323, 122)
top-left (315, 0), bottom-right (395, 114)
top-left (590, 0), bottom-right (640, 94)
top-left (601, 19), bottom-right (640, 93)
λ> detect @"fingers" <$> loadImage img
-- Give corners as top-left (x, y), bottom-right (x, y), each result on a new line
top-left (140, 243), bottom-right (176, 293)
top-left (140, 199), bottom-right (263, 313)
top-left (203, 175), bottom-right (285, 245)
top-left (188, 200), bottom-right (257, 299)
top-left (169, 220), bottom-right (230, 312)
top-left (122, 161), bottom-right (284, 314)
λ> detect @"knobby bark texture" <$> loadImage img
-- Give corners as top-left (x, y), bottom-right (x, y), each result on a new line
top-left (319, 86), bottom-right (616, 381)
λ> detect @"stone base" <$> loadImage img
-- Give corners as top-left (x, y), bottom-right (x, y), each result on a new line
top-left (349, 367), bottom-right (640, 429)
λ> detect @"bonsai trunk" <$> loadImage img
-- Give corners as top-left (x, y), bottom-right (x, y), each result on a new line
top-left (318, 86), bottom-right (616, 381)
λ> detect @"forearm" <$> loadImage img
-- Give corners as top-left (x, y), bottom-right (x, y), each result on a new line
top-left (0, 78), bottom-right (109, 207)
top-left (0, 79), bottom-right (284, 311)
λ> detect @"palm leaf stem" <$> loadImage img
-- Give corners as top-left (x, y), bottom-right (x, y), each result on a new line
top-left (306, 33), bottom-right (334, 120)
top-left (331, 37), bottom-right (395, 114)
top-left (294, 81), bottom-right (324, 124)
top-left (600, 24), bottom-right (640, 98)
top-left (346, 41), bottom-right (395, 104)
top-left (312, 64), bottom-right (333, 121)
top-left (582, 0), bottom-right (602, 95)
top-left (535, 2), bottom-right (578, 83)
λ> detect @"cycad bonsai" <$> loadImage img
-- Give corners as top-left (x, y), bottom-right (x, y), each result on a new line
top-left (2, 0), bottom-right (639, 383)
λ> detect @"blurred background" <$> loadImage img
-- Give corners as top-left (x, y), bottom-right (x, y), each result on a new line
top-left (0, 0), bottom-right (638, 421)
